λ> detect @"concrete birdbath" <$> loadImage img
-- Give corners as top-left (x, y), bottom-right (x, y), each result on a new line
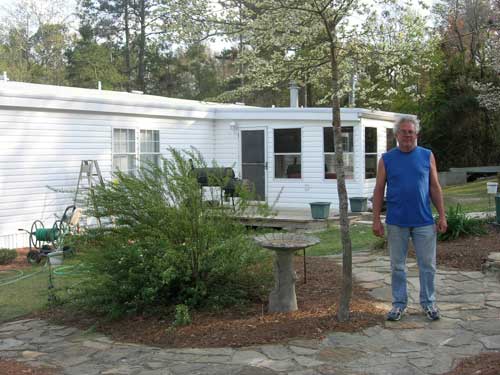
top-left (254, 233), bottom-right (320, 313)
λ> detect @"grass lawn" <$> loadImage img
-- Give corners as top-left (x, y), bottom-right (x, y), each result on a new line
top-left (307, 223), bottom-right (381, 256)
top-left (0, 259), bottom-right (85, 323)
top-left (442, 177), bottom-right (499, 213)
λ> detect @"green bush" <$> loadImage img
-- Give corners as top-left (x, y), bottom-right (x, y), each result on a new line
top-left (73, 148), bottom-right (272, 318)
top-left (437, 204), bottom-right (487, 241)
top-left (0, 249), bottom-right (17, 265)
top-left (173, 304), bottom-right (191, 326)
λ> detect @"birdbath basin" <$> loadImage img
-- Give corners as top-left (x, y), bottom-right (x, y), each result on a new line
top-left (254, 233), bottom-right (320, 312)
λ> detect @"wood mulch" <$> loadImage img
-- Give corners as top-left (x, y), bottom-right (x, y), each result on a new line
top-left (0, 360), bottom-right (59, 375)
top-left (0, 248), bottom-right (32, 271)
top-left (435, 225), bottom-right (500, 271)
top-left (444, 352), bottom-right (500, 375)
top-left (40, 256), bottom-right (384, 348)
top-left (404, 226), bottom-right (500, 271)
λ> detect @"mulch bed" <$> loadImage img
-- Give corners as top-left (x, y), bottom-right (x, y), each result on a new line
top-left (444, 352), bottom-right (500, 375)
top-left (436, 226), bottom-right (500, 271)
top-left (0, 360), bottom-right (59, 375)
top-left (0, 248), bottom-right (32, 271)
top-left (38, 257), bottom-right (384, 348)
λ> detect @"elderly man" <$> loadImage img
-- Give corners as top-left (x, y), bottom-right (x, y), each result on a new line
top-left (372, 116), bottom-right (447, 321)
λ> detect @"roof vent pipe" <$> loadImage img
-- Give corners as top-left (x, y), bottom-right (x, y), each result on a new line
top-left (1, 71), bottom-right (8, 81)
top-left (97, 81), bottom-right (102, 90)
top-left (289, 81), bottom-right (299, 108)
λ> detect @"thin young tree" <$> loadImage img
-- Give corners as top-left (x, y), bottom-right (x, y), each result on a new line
top-left (215, 0), bottom-right (375, 320)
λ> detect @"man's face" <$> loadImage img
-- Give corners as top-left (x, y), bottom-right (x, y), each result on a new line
top-left (396, 122), bottom-right (417, 150)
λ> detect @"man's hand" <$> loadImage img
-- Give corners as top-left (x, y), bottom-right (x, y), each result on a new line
top-left (372, 219), bottom-right (385, 237)
top-left (436, 216), bottom-right (448, 233)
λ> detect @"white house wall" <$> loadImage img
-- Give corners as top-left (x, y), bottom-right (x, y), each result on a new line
top-left (0, 108), bottom-right (214, 248)
top-left (266, 121), bottom-right (365, 210)
top-left (213, 119), bottom-right (367, 210)
top-left (213, 120), bottom-right (240, 173)
top-left (0, 81), bottom-right (413, 246)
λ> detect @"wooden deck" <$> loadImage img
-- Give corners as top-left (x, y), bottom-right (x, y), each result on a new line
top-left (238, 207), bottom-right (375, 231)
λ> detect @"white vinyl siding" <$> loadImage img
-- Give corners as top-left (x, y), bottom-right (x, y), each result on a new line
top-left (0, 110), bottom-right (214, 248)
top-left (0, 110), bottom-right (112, 248)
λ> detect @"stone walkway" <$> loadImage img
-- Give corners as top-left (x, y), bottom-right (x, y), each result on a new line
top-left (2, 251), bottom-right (500, 375)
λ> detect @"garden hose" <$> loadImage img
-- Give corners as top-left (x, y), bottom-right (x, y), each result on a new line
top-left (0, 266), bottom-right (46, 287)
top-left (52, 263), bottom-right (88, 276)
top-left (0, 269), bottom-right (23, 283)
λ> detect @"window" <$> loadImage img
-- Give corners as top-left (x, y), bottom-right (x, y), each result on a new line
top-left (274, 128), bottom-right (301, 178)
top-left (113, 129), bottom-right (136, 175)
top-left (386, 128), bottom-right (396, 151)
top-left (323, 127), bottom-right (354, 179)
top-left (140, 129), bottom-right (160, 167)
top-left (365, 127), bottom-right (378, 179)
top-left (113, 128), bottom-right (160, 175)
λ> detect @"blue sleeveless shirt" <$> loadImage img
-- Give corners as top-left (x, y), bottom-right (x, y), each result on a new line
top-left (382, 146), bottom-right (434, 227)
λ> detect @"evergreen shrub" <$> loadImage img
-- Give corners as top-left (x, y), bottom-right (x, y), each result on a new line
top-left (0, 248), bottom-right (17, 265)
top-left (73, 148), bottom-right (272, 318)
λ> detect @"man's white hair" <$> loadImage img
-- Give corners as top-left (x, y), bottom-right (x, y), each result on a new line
top-left (394, 116), bottom-right (420, 134)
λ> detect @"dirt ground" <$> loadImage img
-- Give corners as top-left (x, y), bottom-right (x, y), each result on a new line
top-left (2, 227), bottom-right (500, 374)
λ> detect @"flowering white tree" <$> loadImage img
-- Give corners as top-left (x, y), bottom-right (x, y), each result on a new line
top-left (214, 0), bottom-right (381, 321)
top-left (476, 26), bottom-right (500, 112)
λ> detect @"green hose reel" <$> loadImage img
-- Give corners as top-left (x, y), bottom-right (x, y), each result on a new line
top-left (34, 228), bottom-right (60, 242)
top-left (18, 205), bottom-right (76, 264)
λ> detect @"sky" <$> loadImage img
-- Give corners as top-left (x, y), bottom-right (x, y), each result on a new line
top-left (0, 0), bottom-right (433, 53)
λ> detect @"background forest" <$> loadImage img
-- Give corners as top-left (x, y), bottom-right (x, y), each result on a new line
top-left (0, 0), bottom-right (499, 170)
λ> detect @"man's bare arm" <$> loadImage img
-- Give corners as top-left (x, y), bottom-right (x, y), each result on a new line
top-left (429, 153), bottom-right (447, 233)
top-left (372, 158), bottom-right (387, 237)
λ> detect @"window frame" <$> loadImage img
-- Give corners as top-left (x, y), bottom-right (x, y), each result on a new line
top-left (323, 126), bottom-right (355, 181)
top-left (273, 127), bottom-right (303, 180)
top-left (139, 129), bottom-right (161, 169)
top-left (112, 127), bottom-right (161, 175)
top-left (364, 127), bottom-right (378, 179)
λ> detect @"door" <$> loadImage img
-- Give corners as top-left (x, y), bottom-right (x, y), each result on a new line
top-left (241, 130), bottom-right (266, 201)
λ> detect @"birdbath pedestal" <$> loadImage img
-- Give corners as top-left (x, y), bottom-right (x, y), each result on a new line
top-left (254, 233), bottom-right (320, 313)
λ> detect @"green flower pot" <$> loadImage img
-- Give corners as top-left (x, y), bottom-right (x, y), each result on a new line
top-left (349, 197), bottom-right (368, 212)
top-left (309, 202), bottom-right (331, 219)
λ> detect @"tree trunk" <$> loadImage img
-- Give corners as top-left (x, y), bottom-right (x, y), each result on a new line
top-left (330, 40), bottom-right (353, 322)
top-left (124, 0), bottom-right (132, 92)
top-left (137, 0), bottom-right (146, 93)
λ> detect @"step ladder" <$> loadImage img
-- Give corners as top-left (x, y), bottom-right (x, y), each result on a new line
top-left (74, 160), bottom-right (105, 227)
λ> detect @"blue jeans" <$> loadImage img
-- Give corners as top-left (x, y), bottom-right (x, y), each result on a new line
top-left (387, 224), bottom-right (437, 309)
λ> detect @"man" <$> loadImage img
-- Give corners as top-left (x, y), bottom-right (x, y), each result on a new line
top-left (372, 116), bottom-right (447, 321)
